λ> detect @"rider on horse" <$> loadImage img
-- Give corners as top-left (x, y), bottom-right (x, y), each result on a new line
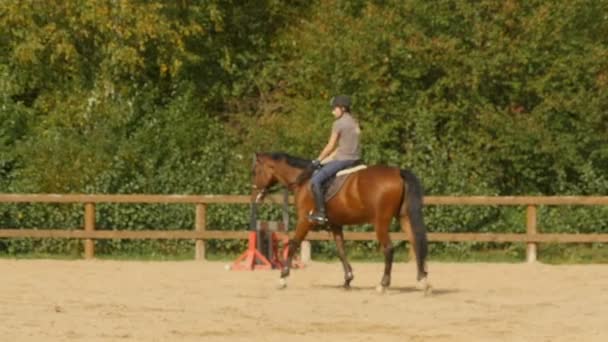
top-left (308, 95), bottom-right (362, 224)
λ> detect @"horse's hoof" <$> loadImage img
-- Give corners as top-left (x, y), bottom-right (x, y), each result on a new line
top-left (277, 278), bottom-right (288, 290)
top-left (416, 278), bottom-right (432, 295)
top-left (375, 284), bottom-right (387, 294)
top-left (344, 277), bottom-right (354, 289)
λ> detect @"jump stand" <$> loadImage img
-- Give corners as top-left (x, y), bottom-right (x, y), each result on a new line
top-left (230, 231), bottom-right (274, 270)
top-left (259, 221), bottom-right (305, 270)
top-left (231, 187), bottom-right (304, 271)
top-left (231, 221), bottom-right (304, 271)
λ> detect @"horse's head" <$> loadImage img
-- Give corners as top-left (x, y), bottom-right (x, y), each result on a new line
top-left (252, 153), bottom-right (279, 202)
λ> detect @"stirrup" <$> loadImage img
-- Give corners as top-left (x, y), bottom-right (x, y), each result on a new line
top-left (308, 212), bottom-right (328, 224)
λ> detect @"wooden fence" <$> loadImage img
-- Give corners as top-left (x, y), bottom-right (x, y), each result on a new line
top-left (1, 194), bottom-right (607, 262)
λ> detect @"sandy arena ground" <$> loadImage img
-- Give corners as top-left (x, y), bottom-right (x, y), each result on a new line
top-left (0, 259), bottom-right (607, 341)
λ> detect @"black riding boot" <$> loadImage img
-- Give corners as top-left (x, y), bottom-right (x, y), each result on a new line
top-left (308, 183), bottom-right (328, 224)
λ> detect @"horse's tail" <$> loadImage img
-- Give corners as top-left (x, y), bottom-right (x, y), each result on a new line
top-left (399, 169), bottom-right (428, 280)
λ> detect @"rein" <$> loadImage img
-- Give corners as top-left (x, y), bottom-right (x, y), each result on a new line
top-left (253, 153), bottom-right (316, 201)
top-left (254, 181), bottom-right (297, 202)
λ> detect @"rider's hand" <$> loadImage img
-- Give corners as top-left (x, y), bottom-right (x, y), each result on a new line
top-left (311, 159), bottom-right (321, 168)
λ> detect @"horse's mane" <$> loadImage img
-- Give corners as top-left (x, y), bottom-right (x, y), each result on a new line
top-left (268, 152), bottom-right (311, 169)
top-left (267, 152), bottom-right (315, 185)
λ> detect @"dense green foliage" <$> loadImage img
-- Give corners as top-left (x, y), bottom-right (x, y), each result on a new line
top-left (1, 0), bottom-right (607, 259)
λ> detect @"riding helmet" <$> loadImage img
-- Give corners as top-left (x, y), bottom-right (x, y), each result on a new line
top-left (330, 95), bottom-right (351, 108)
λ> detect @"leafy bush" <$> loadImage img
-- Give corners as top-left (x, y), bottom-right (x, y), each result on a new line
top-left (1, 1), bottom-right (607, 258)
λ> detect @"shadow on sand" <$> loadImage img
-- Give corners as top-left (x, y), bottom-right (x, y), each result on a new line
top-left (312, 284), bottom-right (460, 296)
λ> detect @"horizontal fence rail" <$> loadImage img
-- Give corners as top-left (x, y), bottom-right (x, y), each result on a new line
top-left (2, 194), bottom-right (608, 205)
top-left (1, 194), bottom-right (608, 262)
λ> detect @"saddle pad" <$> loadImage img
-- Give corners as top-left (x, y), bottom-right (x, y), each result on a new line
top-left (336, 164), bottom-right (367, 177)
top-left (324, 165), bottom-right (367, 201)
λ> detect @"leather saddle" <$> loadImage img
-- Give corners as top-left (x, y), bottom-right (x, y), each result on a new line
top-left (320, 164), bottom-right (367, 201)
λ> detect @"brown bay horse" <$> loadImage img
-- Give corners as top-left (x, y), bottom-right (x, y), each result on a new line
top-left (252, 152), bottom-right (431, 293)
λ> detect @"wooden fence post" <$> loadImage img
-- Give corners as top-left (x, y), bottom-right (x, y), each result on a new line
top-left (195, 203), bottom-right (206, 261)
top-left (300, 240), bottom-right (311, 264)
top-left (526, 205), bottom-right (538, 263)
top-left (84, 203), bottom-right (95, 259)
top-left (403, 220), bottom-right (416, 262)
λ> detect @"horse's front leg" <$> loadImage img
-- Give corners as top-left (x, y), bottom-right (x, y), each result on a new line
top-left (279, 218), bottom-right (311, 289)
top-left (332, 226), bottom-right (354, 288)
top-left (280, 239), bottom-right (300, 279)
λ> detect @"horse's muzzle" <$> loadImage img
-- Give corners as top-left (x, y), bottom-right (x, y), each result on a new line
top-left (254, 188), bottom-right (267, 203)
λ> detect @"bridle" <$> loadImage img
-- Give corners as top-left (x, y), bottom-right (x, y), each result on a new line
top-left (251, 155), bottom-right (299, 203)
top-left (252, 184), bottom-right (270, 203)
top-left (251, 155), bottom-right (278, 203)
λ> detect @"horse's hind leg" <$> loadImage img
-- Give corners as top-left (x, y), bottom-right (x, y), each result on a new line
top-left (374, 218), bottom-right (394, 293)
top-left (331, 226), bottom-right (354, 288)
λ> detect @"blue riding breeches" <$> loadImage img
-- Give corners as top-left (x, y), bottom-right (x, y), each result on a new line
top-left (310, 159), bottom-right (359, 189)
